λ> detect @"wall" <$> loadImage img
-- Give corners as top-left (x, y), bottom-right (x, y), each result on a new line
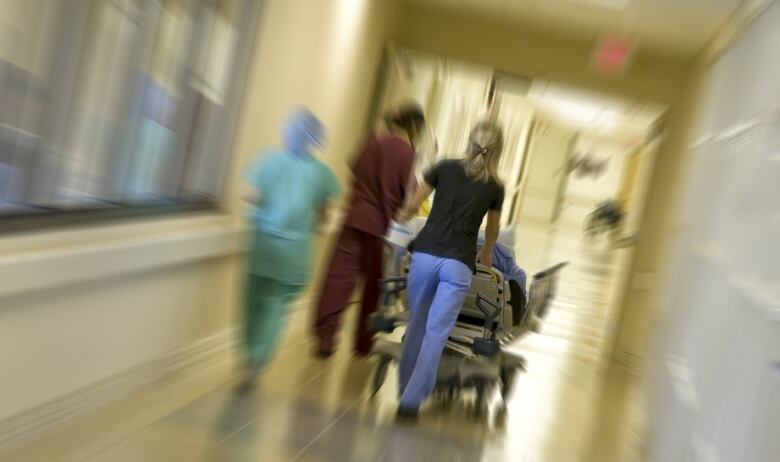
top-left (566, 137), bottom-right (627, 203)
top-left (0, 215), bottom-right (244, 432)
top-left (611, 2), bottom-right (780, 376)
top-left (0, 0), bottom-right (400, 440)
top-left (559, 135), bottom-right (630, 227)
top-left (225, 0), bottom-right (401, 196)
top-left (495, 92), bottom-right (535, 227)
top-left (518, 119), bottom-right (576, 224)
top-left (639, 1), bottom-right (780, 458)
top-left (223, 0), bottom-right (402, 287)
top-left (621, 139), bottom-right (659, 236)
top-left (609, 73), bottom-right (703, 369)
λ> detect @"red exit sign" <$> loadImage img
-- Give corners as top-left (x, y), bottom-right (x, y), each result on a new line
top-left (592, 36), bottom-right (634, 75)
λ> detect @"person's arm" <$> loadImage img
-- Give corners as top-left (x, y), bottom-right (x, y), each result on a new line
top-left (477, 184), bottom-right (505, 267)
top-left (315, 201), bottom-right (331, 233)
top-left (317, 168), bottom-right (342, 233)
top-left (402, 174), bottom-right (419, 205)
top-left (241, 182), bottom-right (262, 205)
top-left (398, 181), bottom-right (433, 222)
top-left (242, 152), bottom-right (274, 206)
top-left (398, 161), bottom-right (439, 222)
top-left (476, 210), bottom-right (500, 268)
top-left (399, 145), bottom-right (418, 203)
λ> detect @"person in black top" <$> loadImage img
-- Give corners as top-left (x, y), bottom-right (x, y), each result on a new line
top-left (394, 120), bottom-right (505, 418)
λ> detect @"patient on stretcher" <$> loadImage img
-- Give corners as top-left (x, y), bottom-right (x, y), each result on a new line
top-left (477, 227), bottom-right (526, 297)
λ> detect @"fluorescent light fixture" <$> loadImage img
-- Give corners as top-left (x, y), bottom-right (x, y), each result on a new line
top-left (528, 82), bottom-right (633, 135)
top-left (543, 98), bottom-right (603, 126)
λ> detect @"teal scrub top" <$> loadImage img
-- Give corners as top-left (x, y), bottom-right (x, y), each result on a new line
top-left (245, 150), bottom-right (340, 284)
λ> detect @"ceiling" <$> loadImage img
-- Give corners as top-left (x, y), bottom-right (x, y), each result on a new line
top-left (404, 0), bottom-right (746, 58)
top-left (400, 48), bottom-right (666, 147)
top-left (525, 80), bottom-right (667, 146)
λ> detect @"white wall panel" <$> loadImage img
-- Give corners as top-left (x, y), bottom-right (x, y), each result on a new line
top-left (647, 1), bottom-right (780, 460)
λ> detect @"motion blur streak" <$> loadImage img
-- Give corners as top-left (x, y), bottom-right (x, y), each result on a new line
top-left (1, 0), bottom-right (779, 461)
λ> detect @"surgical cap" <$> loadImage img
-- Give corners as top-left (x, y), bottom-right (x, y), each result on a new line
top-left (282, 107), bottom-right (325, 156)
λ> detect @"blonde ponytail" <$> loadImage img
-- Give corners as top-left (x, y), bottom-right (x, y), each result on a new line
top-left (463, 121), bottom-right (504, 183)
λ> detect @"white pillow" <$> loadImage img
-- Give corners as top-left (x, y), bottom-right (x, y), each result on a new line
top-left (385, 217), bottom-right (426, 247)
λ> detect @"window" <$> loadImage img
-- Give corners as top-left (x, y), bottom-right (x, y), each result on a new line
top-left (0, 0), bottom-right (260, 228)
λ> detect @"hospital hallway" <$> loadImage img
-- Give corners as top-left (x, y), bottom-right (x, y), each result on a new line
top-left (3, 0), bottom-right (780, 460)
top-left (3, 220), bottom-right (642, 462)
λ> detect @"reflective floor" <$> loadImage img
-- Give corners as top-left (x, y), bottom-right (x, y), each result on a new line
top-left (4, 222), bottom-right (645, 462)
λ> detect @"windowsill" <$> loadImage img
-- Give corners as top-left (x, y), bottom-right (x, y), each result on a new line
top-left (0, 210), bottom-right (251, 301)
top-left (0, 203), bottom-right (346, 302)
top-left (0, 202), bottom-right (221, 236)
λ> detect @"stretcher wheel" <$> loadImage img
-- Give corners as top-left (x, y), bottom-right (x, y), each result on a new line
top-left (475, 382), bottom-right (487, 412)
top-left (371, 355), bottom-right (391, 396)
top-left (500, 367), bottom-right (517, 400)
top-left (473, 338), bottom-right (500, 357)
top-left (473, 380), bottom-right (494, 416)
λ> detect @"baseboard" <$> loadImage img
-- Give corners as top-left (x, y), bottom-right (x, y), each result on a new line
top-left (0, 328), bottom-right (239, 455)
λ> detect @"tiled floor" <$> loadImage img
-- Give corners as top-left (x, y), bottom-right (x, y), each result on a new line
top-left (3, 222), bottom-right (645, 461)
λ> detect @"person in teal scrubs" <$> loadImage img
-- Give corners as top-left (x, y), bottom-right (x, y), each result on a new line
top-left (239, 108), bottom-right (340, 391)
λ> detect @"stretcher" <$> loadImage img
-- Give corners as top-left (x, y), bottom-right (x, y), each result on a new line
top-left (370, 236), bottom-right (568, 409)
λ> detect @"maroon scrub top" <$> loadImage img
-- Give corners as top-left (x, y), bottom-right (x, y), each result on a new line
top-left (342, 133), bottom-right (416, 237)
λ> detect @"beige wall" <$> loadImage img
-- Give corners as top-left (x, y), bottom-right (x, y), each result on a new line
top-left (0, 245), bottom-right (240, 420)
top-left (610, 1), bottom-right (773, 367)
top-left (611, 70), bottom-right (705, 363)
top-left (609, 0), bottom-right (769, 366)
top-left (225, 0), bottom-right (401, 202)
top-left (519, 119), bottom-right (576, 223)
top-left (640, 2), bottom-right (780, 457)
top-left (0, 0), bottom-right (400, 427)
top-left (224, 0), bottom-right (402, 295)
top-left (395, 4), bottom-right (689, 107)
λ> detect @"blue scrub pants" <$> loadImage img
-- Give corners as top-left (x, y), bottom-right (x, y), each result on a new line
top-left (398, 252), bottom-right (473, 410)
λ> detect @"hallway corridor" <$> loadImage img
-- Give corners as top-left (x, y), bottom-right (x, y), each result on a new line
top-left (4, 222), bottom-right (643, 462)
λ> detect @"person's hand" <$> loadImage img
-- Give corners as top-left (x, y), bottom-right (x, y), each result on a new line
top-left (476, 247), bottom-right (492, 268)
top-left (395, 209), bottom-right (412, 223)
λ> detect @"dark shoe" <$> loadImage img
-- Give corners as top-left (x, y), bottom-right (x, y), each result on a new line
top-left (234, 378), bottom-right (256, 395)
top-left (235, 372), bottom-right (259, 394)
top-left (234, 361), bottom-right (262, 394)
top-left (314, 349), bottom-right (334, 359)
top-left (395, 407), bottom-right (419, 423)
top-left (353, 348), bottom-right (372, 358)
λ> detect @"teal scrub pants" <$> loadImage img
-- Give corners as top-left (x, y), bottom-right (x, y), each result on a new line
top-left (244, 275), bottom-right (304, 369)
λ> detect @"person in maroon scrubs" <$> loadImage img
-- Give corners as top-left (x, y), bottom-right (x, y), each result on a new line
top-left (313, 103), bottom-right (425, 357)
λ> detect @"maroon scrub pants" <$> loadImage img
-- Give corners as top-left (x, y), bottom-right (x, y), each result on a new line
top-left (314, 226), bottom-right (384, 355)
